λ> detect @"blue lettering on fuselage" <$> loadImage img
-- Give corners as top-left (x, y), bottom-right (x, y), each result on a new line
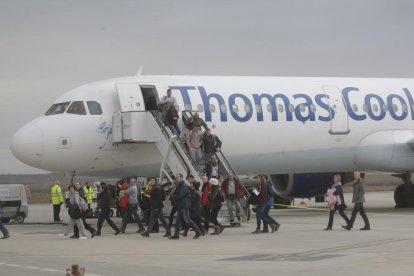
top-left (169, 86), bottom-right (414, 123)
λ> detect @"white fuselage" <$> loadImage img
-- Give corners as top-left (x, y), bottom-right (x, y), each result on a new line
top-left (10, 76), bottom-right (414, 176)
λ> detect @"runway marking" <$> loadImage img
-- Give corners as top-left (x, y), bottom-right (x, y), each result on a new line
top-left (222, 239), bottom-right (405, 262)
top-left (0, 262), bottom-right (102, 275)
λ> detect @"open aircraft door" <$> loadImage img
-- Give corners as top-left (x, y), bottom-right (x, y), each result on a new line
top-left (113, 83), bottom-right (157, 142)
top-left (323, 86), bottom-right (350, 135)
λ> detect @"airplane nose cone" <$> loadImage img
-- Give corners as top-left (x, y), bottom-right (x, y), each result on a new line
top-left (10, 122), bottom-right (43, 168)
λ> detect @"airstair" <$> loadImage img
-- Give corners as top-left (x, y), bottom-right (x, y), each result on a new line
top-left (111, 82), bottom-right (250, 223)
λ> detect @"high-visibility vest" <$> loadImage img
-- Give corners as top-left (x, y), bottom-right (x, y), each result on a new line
top-left (51, 184), bottom-right (64, 205)
top-left (83, 186), bottom-right (94, 204)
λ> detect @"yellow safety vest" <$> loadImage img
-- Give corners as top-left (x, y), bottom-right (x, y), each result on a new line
top-left (83, 186), bottom-right (94, 204)
top-left (51, 184), bottom-right (64, 205)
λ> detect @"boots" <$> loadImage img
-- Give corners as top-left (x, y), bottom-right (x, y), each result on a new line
top-left (219, 224), bottom-right (225, 233)
top-left (210, 226), bottom-right (220, 235)
top-left (261, 227), bottom-right (269, 233)
top-left (251, 228), bottom-right (261, 234)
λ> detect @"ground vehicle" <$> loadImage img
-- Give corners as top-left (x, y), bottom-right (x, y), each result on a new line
top-left (0, 184), bottom-right (28, 223)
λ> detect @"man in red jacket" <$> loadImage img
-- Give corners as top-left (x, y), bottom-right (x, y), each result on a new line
top-left (221, 172), bottom-right (245, 224)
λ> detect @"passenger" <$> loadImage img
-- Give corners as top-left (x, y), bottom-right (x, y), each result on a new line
top-left (342, 172), bottom-right (371, 231)
top-left (164, 103), bottom-right (181, 136)
top-left (221, 172), bottom-right (245, 224)
top-left (60, 185), bottom-right (89, 239)
top-left (95, 182), bottom-right (120, 236)
top-left (252, 175), bottom-right (269, 234)
top-left (158, 88), bottom-right (177, 106)
top-left (261, 175), bottom-right (280, 233)
top-left (191, 112), bottom-right (208, 130)
top-left (141, 178), bottom-right (171, 237)
top-left (119, 179), bottom-right (145, 234)
top-left (83, 182), bottom-right (94, 210)
top-left (205, 154), bottom-right (221, 179)
top-left (0, 199), bottom-right (10, 239)
top-left (51, 180), bottom-right (64, 222)
top-left (325, 174), bottom-right (350, 230)
top-left (208, 178), bottom-right (225, 235)
top-left (169, 173), bottom-right (202, 239)
top-left (186, 126), bottom-right (203, 166)
top-left (200, 174), bottom-right (211, 234)
top-left (167, 182), bottom-right (177, 233)
top-left (72, 182), bottom-right (96, 239)
top-left (142, 178), bottom-right (160, 232)
top-left (118, 180), bottom-right (129, 218)
top-left (182, 176), bottom-right (204, 236)
top-left (203, 128), bottom-right (222, 165)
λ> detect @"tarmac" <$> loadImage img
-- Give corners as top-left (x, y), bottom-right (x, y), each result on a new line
top-left (1, 191), bottom-right (414, 276)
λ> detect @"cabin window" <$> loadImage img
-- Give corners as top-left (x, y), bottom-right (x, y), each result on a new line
top-left (66, 101), bottom-right (87, 115)
top-left (352, 104), bottom-right (358, 112)
top-left (255, 104), bottom-right (262, 113)
top-left (363, 104), bottom-right (368, 112)
top-left (244, 104), bottom-right (251, 113)
top-left (232, 104), bottom-right (239, 113)
top-left (209, 104), bottom-right (215, 113)
top-left (372, 104), bottom-right (379, 112)
top-left (278, 104), bottom-right (284, 112)
top-left (184, 104), bottom-right (192, 110)
top-left (310, 104), bottom-right (316, 113)
top-left (392, 104), bottom-right (398, 112)
top-left (45, 102), bottom-right (70, 116)
top-left (299, 104), bottom-right (306, 113)
top-left (220, 104), bottom-right (227, 113)
top-left (266, 104), bottom-right (273, 112)
top-left (288, 104), bottom-right (294, 113)
top-left (382, 104), bottom-right (388, 112)
top-left (87, 101), bottom-right (103, 115)
top-left (402, 104), bottom-right (408, 112)
top-left (197, 104), bottom-right (204, 112)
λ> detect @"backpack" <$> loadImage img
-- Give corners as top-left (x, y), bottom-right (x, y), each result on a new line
top-left (68, 202), bottom-right (82, 219)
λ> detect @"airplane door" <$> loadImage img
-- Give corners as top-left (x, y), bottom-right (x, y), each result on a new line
top-left (116, 83), bottom-right (145, 112)
top-left (323, 87), bottom-right (350, 135)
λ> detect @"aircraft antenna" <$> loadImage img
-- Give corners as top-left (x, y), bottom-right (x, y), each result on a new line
top-left (136, 66), bottom-right (144, 76)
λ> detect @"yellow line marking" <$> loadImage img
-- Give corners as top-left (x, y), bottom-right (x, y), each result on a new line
top-left (273, 204), bottom-right (414, 217)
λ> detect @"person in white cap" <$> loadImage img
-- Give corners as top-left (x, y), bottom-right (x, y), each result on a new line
top-left (208, 178), bottom-right (225, 235)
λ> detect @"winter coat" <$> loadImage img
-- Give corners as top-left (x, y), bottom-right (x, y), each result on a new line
top-left (175, 180), bottom-right (191, 209)
top-left (221, 178), bottom-right (245, 199)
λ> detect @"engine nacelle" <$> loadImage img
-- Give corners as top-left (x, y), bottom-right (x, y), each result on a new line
top-left (270, 172), bottom-right (353, 198)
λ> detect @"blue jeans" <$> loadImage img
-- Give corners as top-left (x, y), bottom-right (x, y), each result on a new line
top-left (174, 208), bottom-right (201, 236)
top-left (121, 203), bottom-right (144, 231)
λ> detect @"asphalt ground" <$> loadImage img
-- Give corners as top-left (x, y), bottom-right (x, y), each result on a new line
top-left (0, 191), bottom-right (413, 276)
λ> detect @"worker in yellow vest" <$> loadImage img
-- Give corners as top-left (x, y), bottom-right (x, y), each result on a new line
top-left (83, 182), bottom-right (95, 210)
top-left (51, 181), bottom-right (64, 222)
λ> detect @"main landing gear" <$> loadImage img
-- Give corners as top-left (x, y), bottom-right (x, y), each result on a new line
top-left (393, 173), bottom-right (414, 208)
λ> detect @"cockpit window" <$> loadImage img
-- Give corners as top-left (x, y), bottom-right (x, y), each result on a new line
top-left (66, 101), bottom-right (87, 115)
top-left (87, 101), bottom-right (103, 115)
top-left (45, 102), bottom-right (70, 116)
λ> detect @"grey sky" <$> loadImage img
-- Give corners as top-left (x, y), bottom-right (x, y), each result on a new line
top-left (1, 0), bottom-right (414, 174)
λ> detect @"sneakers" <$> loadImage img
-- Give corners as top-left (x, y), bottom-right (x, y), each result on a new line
top-left (78, 236), bottom-right (88, 240)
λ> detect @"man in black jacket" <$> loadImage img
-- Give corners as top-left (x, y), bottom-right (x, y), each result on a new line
top-left (141, 178), bottom-right (171, 237)
top-left (203, 128), bottom-right (222, 165)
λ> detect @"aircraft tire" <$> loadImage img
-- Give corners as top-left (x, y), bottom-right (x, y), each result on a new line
top-left (394, 184), bottom-right (406, 208)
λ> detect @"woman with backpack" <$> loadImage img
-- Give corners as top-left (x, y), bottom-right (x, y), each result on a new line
top-left (324, 174), bottom-right (350, 230)
top-left (60, 185), bottom-right (89, 239)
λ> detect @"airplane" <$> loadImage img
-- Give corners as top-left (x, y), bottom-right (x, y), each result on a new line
top-left (9, 75), bottom-right (414, 208)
